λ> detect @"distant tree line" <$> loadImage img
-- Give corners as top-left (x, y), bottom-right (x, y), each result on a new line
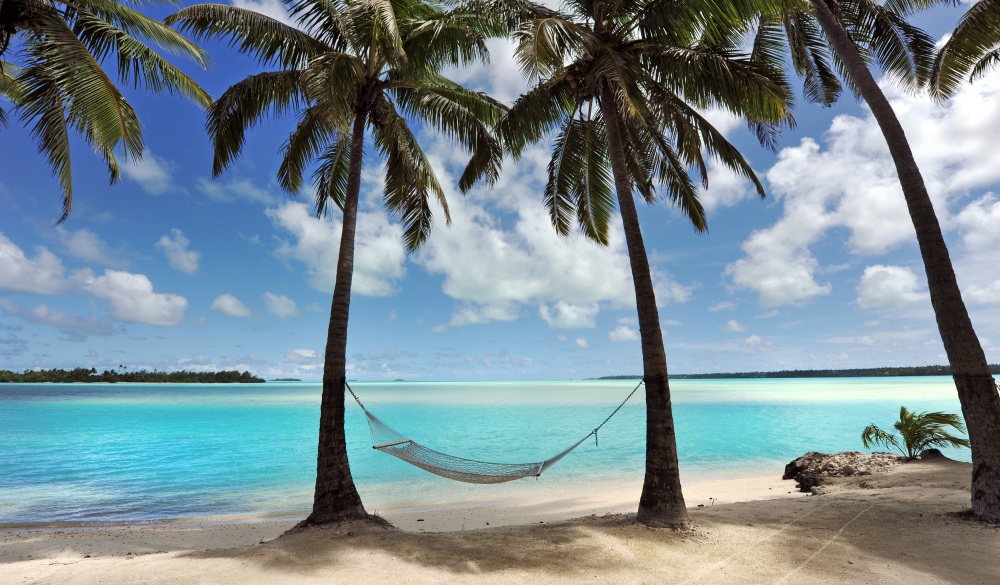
top-left (0, 368), bottom-right (265, 383)
top-left (599, 365), bottom-right (1000, 380)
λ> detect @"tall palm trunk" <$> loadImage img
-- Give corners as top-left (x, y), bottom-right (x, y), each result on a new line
top-left (600, 86), bottom-right (690, 529)
top-left (306, 112), bottom-right (369, 525)
top-left (811, 0), bottom-right (1000, 522)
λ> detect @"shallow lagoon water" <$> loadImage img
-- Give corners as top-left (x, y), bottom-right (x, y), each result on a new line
top-left (0, 377), bottom-right (970, 523)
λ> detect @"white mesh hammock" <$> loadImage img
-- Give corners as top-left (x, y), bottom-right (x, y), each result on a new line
top-left (347, 380), bottom-right (642, 484)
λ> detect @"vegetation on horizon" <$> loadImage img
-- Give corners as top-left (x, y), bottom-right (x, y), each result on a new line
top-left (0, 368), bottom-right (265, 383)
top-left (862, 406), bottom-right (971, 460)
top-left (599, 365), bottom-right (1000, 380)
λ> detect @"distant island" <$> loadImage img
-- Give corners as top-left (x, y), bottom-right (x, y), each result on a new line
top-left (272, 378), bottom-right (302, 382)
top-left (598, 364), bottom-right (1000, 380)
top-left (0, 368), bottom-right (265, 383)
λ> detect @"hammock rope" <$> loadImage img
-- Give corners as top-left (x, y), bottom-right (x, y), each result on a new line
top-left (346, 379), bottom-right (643, 484)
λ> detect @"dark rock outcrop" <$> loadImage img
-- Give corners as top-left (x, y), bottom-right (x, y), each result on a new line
top-left (783, 451), bottom-right (904, 491)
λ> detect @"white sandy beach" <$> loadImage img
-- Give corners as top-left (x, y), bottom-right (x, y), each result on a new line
top-left (2, 459), bottom-right (995, 584)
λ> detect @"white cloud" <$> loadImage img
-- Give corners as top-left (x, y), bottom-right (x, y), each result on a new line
top-left (0, 301), bottom-right (114, 340)
top-left (156, 229), bottom-right (200, 275)
top-left (211, 293), bottom-right (251, 318)
top-left (538, 301), bottom-right (599, 329)
top-left (25, 305), bottom-right (114, 339)
top-left (709, 301), bottom-right (737, 312)
top-left (856, 265), bottom-right (927, 310)
top-left (263, 292), bottom-right (298, 317)
top-left (82, 269), bottom-right (187, 326)
top-left (608, 325), bottom-right (639, 342)
top-left (729, 68), bottom-right (1000, 308)
top-left (198, 178), bottom-right (276, 205)
top-left (121, 149), bottom-right (172, 194)
top-left (0, 233), bottom-right (68, 295)
top-left (54, 228), bottom-right (127, 267)
top-left (744, 334), bottom-right (773, 352)
top-left (724, 319), bottom-right (747, 332)
top-left (448, 303), bottom-right (519, 327)
top-left (575, 337), bottom-right (589, 349)
top-left (232, 0), bottom-right (295, 25)
top-left (414, 138), bottom-right (692, 328)
top-left (268, 201), bottom-right (407, 297)
top-left (285, 348), bottom-right (319, 363)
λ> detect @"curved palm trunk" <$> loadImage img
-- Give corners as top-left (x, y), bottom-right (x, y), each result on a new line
top-left (811, 0), bottom-right (1000, 522)
top-left (600, 86), bottom-right (690, 529)
top-left (306, 113), bottom-right (369, 525)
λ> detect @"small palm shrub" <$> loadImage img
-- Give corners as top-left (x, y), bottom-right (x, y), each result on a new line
top-left (862, 405), bottom-right (971, 461)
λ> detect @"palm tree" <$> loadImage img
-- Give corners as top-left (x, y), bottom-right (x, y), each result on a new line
top-left (0, 0), bottom-right (210, 222)
top-left (862, 405), bottom-right (971, 460)
top-left (930, 0), bottom-right (1000, 99)
top-left (758, 0), bottom-right (1000, 523)
top-left (466, 0), bottom-right (794, 528)
top-left (166, 0), bottom-right (503, 525)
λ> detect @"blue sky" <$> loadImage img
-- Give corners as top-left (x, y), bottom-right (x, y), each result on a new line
top-left (2, 3), bottom-right (1000, 381)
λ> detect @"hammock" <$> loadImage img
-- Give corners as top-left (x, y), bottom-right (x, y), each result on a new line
top-left (346, 380), bottom-right (642, 484)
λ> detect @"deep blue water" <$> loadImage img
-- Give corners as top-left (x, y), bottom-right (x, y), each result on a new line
top-left (0, 377), bottom-right (970, 524)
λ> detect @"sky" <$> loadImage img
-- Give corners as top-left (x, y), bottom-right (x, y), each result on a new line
top-left (2, 3), bottom-right (1000, 381)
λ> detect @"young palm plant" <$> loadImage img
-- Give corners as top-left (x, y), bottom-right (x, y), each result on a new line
top-left (166, 0), bottom-right (504, 525)
top-left (466, 0), bottom-right (794, 528)
top-left (0, 0), bottom-right (210, 222)
top-left (747, 0), bottom-right (1000, 522)
top-left (862, 406), bottom-right (971, 461)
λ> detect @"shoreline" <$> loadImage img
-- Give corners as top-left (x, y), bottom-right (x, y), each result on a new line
top-left (3, 460), bottom-right (995, 584)
top-left (0, 469), bottom-right (799, 536)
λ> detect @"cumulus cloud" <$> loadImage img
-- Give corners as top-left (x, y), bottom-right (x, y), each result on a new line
top-left (608, 325), bottom-right (639, 342)
top-left (728, 68), bottom-right (1000, 307)
top-left (575, 337), bottom-right (590, 349)
top-left (0, 233), bottom-right (68, 295)
top-left (54, 228), bottom-right (127, 267)
top-left (264, 292), bottom-right (298, 317)
top-left (856, 265), bottom-right (927, 310)
top-left (156, 229), bottom-right (200, 275)
top-left (121, 149), bottom-right (172, 194)
top-left (724, 319), bottom-right (747, 332)
top-left (25, 305), bottom-right (114, 339)
top-left (709, 301), bottom-right (737, 312)
top-left (413, 138), bottom-right (692, 328)
top-left (0, 301), bottom-right (114, 340)
top-left (232, 0), bottom-right (294, 25)
top-left (538, 301), bottom-right (599, 329)
top-left (744, 334), bottom-right (773, 352)
top-left (82, 269), bottom-right (187, 326)
top-left (198, 177), bottom-right (276, 205)
top-left (268, 201), bottom-right (407, 297)
top-left (211, 293), bottom-right (251, 318)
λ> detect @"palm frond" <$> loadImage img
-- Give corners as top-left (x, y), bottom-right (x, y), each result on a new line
top-left (514, 17), bottom-right (586, 80)
top-left (844, 0), bottom-right (935, 91)
top-left (165, 4), bottom-right (326, 68)
top-left (931, 0), bottom-right (1000, 100)
top-left (371, 95), bottom-right (448, 251)
top-left (207, 70), bottom-right (304, 175)
top-left (313, 132), bottom-right (353, 217)
top-left (278, 104), bottom-right (339, 193)
top-left (861, 423), bottom-right (903, 455)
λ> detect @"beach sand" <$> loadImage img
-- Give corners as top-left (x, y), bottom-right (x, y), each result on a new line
top-left (2, 459), bottom-right (995, 584)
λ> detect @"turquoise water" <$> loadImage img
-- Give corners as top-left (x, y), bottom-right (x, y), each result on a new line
top-left (0, 377), bottom-right (970, 524)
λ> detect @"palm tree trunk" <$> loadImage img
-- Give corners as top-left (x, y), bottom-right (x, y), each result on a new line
top-left (811, 0), bottom-right (1000, 522)
top-left (306, 112), bottom-right (369, 525)
top-left (599, 86), bottom-right (690, 529)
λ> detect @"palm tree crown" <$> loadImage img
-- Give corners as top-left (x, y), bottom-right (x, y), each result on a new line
top-left (464, 0), bottom-right (794, 528)
top-left (0, 0), bottom-right (211, 222)
top-left (862, 405), bottom-right (971, 460)
top-left (167, 0), bottom-right (504, 524)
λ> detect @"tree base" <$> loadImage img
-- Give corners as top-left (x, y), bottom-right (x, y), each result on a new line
top-left (636, 505), bottom-right (692, 530)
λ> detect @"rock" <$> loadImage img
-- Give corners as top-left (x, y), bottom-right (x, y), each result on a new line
top-left (796, 472), bottom-right (824, 492)
top-left (919, 448), bottom-right (948, 460)
top-left (782, 451), bottom-right (903, 482)
top-left (810, 486), bottom-right (824, 496)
